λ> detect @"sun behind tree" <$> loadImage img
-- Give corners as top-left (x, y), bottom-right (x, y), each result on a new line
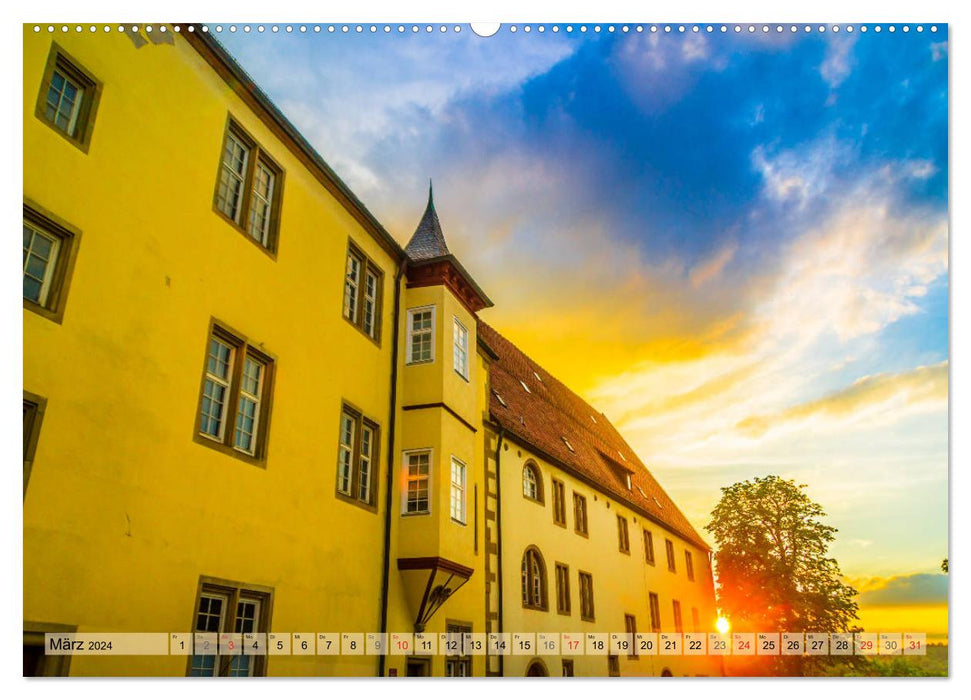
top-left (706, 475), bottom-right (860, 672)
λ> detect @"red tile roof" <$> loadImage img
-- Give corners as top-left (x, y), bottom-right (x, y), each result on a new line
top-left (479, 321), bottom-right (709, 551)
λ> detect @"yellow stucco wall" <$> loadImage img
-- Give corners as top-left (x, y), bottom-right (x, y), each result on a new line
top-left (493, 433), bottom-right (723, 677)
top-left (23, 27), bottom-right (399, 677)
top-left (23, 26), bottom-right (719, 678)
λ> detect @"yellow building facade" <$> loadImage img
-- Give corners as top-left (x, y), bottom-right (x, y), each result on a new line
top-left (23, 25), bottom-right (720, 678)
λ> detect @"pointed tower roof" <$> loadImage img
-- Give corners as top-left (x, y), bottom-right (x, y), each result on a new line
top-left (403, 181), bottom-right (493, 314)
top-left (405, 181), bottom-right (451, 261)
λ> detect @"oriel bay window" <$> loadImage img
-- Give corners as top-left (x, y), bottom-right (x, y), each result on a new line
top-left (195, 323), bottom-right (275, 464)
top-left (213, 117), bottom-right (284, 254)
top-left (188, 577), bottom-right (272, 677)
top-left (342, 243), bottom-right (383, 341)
top-left (336, 404), bottom-right (380, 508)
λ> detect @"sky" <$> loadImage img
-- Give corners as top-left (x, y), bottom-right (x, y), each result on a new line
top-left (220, 25), bottom-right (949, 637)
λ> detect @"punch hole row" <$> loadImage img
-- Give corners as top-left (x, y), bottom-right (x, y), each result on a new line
top-left (31, 24), bottom-right (941, 35)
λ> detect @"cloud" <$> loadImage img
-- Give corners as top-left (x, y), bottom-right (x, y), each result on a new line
top-left (735, 362), bottom-right (948, 439)
top-left (690, 241), bottom-right (738, 288)
top-left (820, 35), bottom-right (857, 89)
top-left (850, 573), bottom-right (948, 606)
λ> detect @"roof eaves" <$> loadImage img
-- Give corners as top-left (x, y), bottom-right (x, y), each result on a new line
top-left (181, 25), bottom-right (405, 262)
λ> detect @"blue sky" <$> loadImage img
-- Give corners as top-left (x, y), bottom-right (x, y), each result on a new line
top-left (220, 26), bottom-right (948, 610)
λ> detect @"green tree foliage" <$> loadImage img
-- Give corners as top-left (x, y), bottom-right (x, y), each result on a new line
top-left (706, 476), bottom-right (861, 675)
top-left (942, 558), bottom-right (948, 573)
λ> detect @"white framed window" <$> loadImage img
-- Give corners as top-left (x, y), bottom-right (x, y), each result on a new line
top-left (200, 337), bottom-right (235, 441)
top-left (407, 306), bottom-right (435, 364)
top-left (359, 424), bottom-right (374, 502)
top-left (343, 252), bottom-right (361, 323)
top-left (336, 405), bottom-right (380, 506)
top-left (217, 131), bottom-right (249, 223)
top-left (197, 325), bottom-right (275, 462)
top-left (337, 411), bottom-right (356, 496)
top-left (247, 162), bottom-right (275, 245)
top-left (450, 456), bottom-right (467, 523)
top-left (452, 317), bottom-right (469, 379)
top-left (523, 463), bottom-right (542, 501)
top-left (403, 450), bottom-right (431, 514)
top-left (46, 68), bottom-right (84, 136)
top-left (342, 244), bottom-right (383, 341)
top-left (212, 120), bottom-right (283, 253)
top-left (233, 356), bottom-right (264, 455)
top-left (363, 269), bottom-right (378, 338)
top-left (23, 222), bottom-right (61, 306)
top-left (189, 583), bottom-right (269, 677)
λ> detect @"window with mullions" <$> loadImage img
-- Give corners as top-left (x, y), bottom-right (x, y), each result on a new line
top-left (213, 118), bottom-right (284, 253)
top-left (406, 306), bottom-right (435, 363)
top-left (342, 244), bottom-right (383, 341)
top-left (685, 550), bottom-right (695, 581)
top-left (23, 203), bottom-right (80, 324)
top-left (452, 317), bottom-right (469, 379)
top-left (336, 405), bottom-right (380, 508)
top-left (445, 622), bottom-right (472, 676)
top-left (523, 462), bottom-right (543, 503)
top-left (555, 562), bottom-right (571, 615)
top-left (195, 324), bottom-right (274, 464)
top-left (649, 592), bottom-right (661, 632)
top-left (450, 456), bottom-right (467, 524)
top-left (403, 450), bottom-right (431, 515)
top-left (188, 579), bottom-right (271, 677)
top-left (521, 547), bottom-right (548, 611)
top-left (665, 539), bottom-right (677, 573)
top-left (617, 515), bottom-right (630, 554)
top-left (35, 43), bottom-right (102, 151)
top-left (573, 492), bottom-right (588, 536)
top-left (578, 571), bottom-right (595, 621)
top-left (643, 529), bottom-right (655, 565)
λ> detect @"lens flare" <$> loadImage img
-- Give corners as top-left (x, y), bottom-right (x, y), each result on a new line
top-left (716, 616), bottom-right (730, 634)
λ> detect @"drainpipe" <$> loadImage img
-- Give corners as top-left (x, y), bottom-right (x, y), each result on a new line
top-left (494, 428), bottom-right (506, 677)
top-left (378, 259), bottom-right (406, 677)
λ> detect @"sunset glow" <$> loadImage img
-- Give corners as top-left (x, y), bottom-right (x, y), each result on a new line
top-left (221, 25), bottom-right (948, 637)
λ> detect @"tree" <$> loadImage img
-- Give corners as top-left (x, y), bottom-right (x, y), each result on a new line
top-left (942, 558), bottom-right (948, 573)
top-left (706, 476), bottom-right (860, 675)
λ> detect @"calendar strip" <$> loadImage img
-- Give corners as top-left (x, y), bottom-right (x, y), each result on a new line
top-left (43, 632), bottom-right (928, 656)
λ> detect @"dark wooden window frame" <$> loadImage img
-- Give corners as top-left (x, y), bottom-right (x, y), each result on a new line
top-left (342, 240), bottom-right (384, 345)
top-left (665, 538), bottom-right (677, 573)
top-left (561, 659), bottom-right (574, 677)
top-left (23, 201), bottom-right (82, 325)
top-left (551, 477), bottom-right (566, 527)
top-left (35, 42), bottom-right (102, 152)
top-left (444, 619), bottom-right (473, 676)
top-left (24, 621), bottom-right (76, 677)
top-left (617, 514), bottom-right (630, 554)
top-left (335, 400), bottom-right (380, 512)
top-left (648, 592), bottom-right (661, 633)
top-left (685, 550), bottom-right (695, 581)
top-left (554, 561), bottom-right (571, 616)
top-left (578, 570), bottom-right (595, 622)
top-left (643, 529), bottom-right (656, 566)
top-left (625, 613), bottom-right (638, 659)
top-left (573, 492), bottom-right (589, 537)
top-left (521, 546), bottom-right (549, 612)
top-left (211, 115), bottom-right (286, 258)
top-left (23, 391), bottom-right (47, 499)
top-left (193, 318), bottom-right (276, 467)
top-left (186, 575), bottom-right (274, 677)
top-left (672, 600), bottom-right (683, 633)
